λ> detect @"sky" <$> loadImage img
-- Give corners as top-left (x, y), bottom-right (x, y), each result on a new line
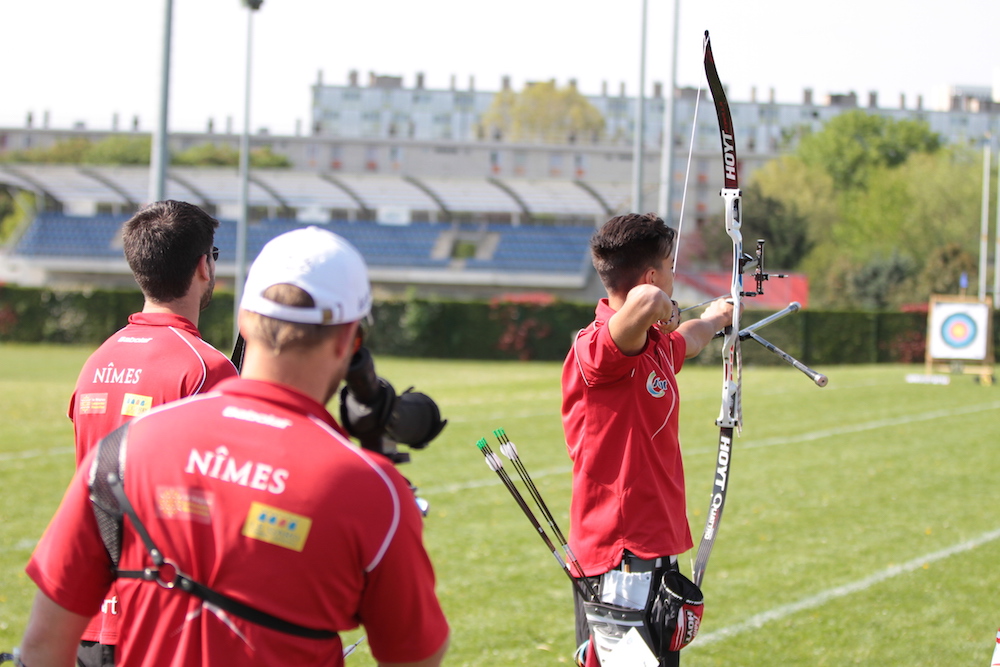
top-left (2, 0), bottom-right (998, 137)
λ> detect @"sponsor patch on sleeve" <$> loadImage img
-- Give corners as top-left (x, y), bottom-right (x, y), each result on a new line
top-left (79, 393), bottom-right (108, 415)
top-left (121, 393), bottom-right (153, 416)
top-left (242, 502), bottom-right (312, 552)
top-left (155, 486), bottom-right (214, 524)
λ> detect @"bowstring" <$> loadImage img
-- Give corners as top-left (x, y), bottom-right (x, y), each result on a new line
top-left (672, 40), bottom-right (708, 271)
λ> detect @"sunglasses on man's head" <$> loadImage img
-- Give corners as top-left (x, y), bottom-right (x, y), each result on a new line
top-left (207, 247), bottom-right (219, 262)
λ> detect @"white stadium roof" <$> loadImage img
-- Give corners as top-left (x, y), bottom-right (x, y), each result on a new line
top-left (0, 165), bottom-right (621, 221)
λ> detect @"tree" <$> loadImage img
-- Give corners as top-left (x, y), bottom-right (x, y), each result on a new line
top-left (849, 251), bottom-right (918, 310)
top-left (742, 181), bottom-right (815, 270)
top-left (82, 136), bottom-right (151, 165)
top-left (862, 148), bottom-right (981, 264)
top-left (0, 137), bottom-right (290, 168)
top-left (249, 146), bottom-right (292, 168)
top-left (696, 180), bottom-right (814, 270)
top-left (0, 189), bottom-right (36, 245)
top-left (0, 138), bottom-right (90, 164)
top-left (697, 155), bottom-right (837, 272)
top-left (173, 143), bottom-right (291, 168)
top-left (918, 242), bottom-right (978, 296)
top-left (796, 110), bottom-right (941, 191)
top-left (173, 143), bottom-right (240, 166)
top-left (481, 80), bottom-right (605, 144)
top-left (713, 112), bottom-right (978, 309)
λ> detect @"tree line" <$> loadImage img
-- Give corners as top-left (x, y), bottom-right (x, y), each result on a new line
top-left (0, 136), bottom-right (291, 168)
top-left (2, 101), bottom-right (990, 312)
top-left (700, 110), bottom-right (985, 311)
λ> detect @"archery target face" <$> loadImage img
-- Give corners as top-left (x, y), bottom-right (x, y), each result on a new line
top-left (941, 313), bottom-right (976, 348)
top-left (928, 301), bottom-right (990, 361)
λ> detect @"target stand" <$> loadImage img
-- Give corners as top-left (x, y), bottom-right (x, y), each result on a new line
top-left (924, 295), bottom-right (995, 385)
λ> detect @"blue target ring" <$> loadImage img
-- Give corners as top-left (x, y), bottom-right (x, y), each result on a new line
top-left (940, 313), bottom-right (977, 349)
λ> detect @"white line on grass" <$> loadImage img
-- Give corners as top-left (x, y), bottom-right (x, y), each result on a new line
top-left (0, 539), bottom-right (39, 555)
top-left (431, 401), bottom-right (1000, 494)
top-left (694, 525), bottom-right (1000, 647)
top-left (422, 466), bottom-right (572, 494)
top-left (0, 446), bottom-right (74, 463)
top-left (683, 399), bottom-right (1000, 456)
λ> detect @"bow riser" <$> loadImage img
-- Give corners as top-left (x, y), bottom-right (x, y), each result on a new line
top-left (718, 187), bottom-right (743, 430)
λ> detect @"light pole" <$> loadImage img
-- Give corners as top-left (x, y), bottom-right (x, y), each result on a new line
top-left (657, 0), bottom-right (680, 225)
top-left (149, 0), bottom-right (174, 203)
top-left (979, 142), bottom-right (990, 301)
top-left (631, 0), bottom-right (648, 213)
top-left (234, 0), bottom-right (262, 346)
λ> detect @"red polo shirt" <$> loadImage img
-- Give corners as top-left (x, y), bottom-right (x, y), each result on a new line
top-left (67, 311), bottom-right (238, 643)
top-left (69, 311), bottom-right (238, 466)
top-left (30, 378), bottom-right (448, 666)
top-left (561, 299), bottom-right (692, 575)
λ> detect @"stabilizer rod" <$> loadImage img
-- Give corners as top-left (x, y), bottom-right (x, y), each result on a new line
top-left (744, 331), bottom-right (828, 387)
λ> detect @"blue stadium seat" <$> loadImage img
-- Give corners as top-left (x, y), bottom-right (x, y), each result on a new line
top-left (14, 214), bottom-right (591, 276)
top-left (15, 213), bottom-right (128, 258)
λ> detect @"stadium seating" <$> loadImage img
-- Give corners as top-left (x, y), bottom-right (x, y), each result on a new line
top-left (14, 212), bottom-right (129, 258)
top-left (465, 224), bottom-right (592, 273)
top-left (12, 214), bottom-right (593, 275)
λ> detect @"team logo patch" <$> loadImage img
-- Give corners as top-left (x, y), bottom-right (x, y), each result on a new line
top-left (646, 371), bottom-right (669, 398)
top-left (242, 502), bottom-right (312, 552)
top-left (79, 393), bottom-right (108, 415)
top-left (155, 486), bottom-right (214, 524)
top-left (121, 393), bottom-right (153, 416)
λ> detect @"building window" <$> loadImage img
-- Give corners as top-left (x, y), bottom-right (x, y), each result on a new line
top-left (549, 152), bottom-right (564, 177)
top-left (514, 151), bottom-right (527, 176)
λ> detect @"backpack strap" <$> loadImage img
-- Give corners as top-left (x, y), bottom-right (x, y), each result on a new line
top-left (89, 423), bottom-right (130, 568)
top-left (88, 424), bottom-right (337, 640)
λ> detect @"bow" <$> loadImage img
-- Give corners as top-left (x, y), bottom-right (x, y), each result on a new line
top-left (689, 32), bottom-right (829, 588)
top-left (691, 30), bottom-right (742, 589)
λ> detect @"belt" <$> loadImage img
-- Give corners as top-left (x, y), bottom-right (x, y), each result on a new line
top-left (620, 552), bottom-right (678, 573)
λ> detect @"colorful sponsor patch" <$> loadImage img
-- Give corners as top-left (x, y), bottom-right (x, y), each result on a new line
top-left (79, 393), bottom-right (108, 415)
top-left (242, 502), bottom-right (312, 552)
top-left (646, 371), bottom-right (669, 398)
top-left (121, 393), bottom-right (153, 416)
top-left (155, 486), bottom-right (214, 524)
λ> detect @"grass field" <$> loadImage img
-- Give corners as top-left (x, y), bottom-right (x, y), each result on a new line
top-left (1, 343), bottom-right (999, 665)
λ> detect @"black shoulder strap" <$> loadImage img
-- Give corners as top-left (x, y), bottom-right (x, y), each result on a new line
top-left (88, 423), bottom-right (337, 641)
top-left (89, 423), bottom-right (130, 567)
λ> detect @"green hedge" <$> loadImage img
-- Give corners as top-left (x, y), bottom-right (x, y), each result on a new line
top-left (1, 285), bottom-right (997, 366)
top-left (0, 285), bottom-right (236, 351)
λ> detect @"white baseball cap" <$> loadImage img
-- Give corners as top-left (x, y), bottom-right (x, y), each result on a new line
top-left (240, 226), bottom-right (372, 325)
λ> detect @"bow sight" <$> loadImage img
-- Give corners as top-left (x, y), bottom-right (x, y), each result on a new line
top-left (739, 239), bottom-right (787, 297)
top-left (723, 238), bottom-right (828, 387)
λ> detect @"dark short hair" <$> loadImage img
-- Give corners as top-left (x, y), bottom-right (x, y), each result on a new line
top-left (590, 212), bottom-right (676, 294)
top-left (122, 200), bottom-right (219, 301)
top-left (242, 283), bottom-right (340, 354)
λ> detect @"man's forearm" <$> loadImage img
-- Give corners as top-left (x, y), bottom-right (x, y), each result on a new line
top-left (679, 318), bottom-right (725, 358)
top-left (20, 591), bottom-right (90, 667)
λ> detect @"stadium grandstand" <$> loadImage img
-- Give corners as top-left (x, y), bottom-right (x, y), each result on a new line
top-left (0, 164), bottom-right (807, 306)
